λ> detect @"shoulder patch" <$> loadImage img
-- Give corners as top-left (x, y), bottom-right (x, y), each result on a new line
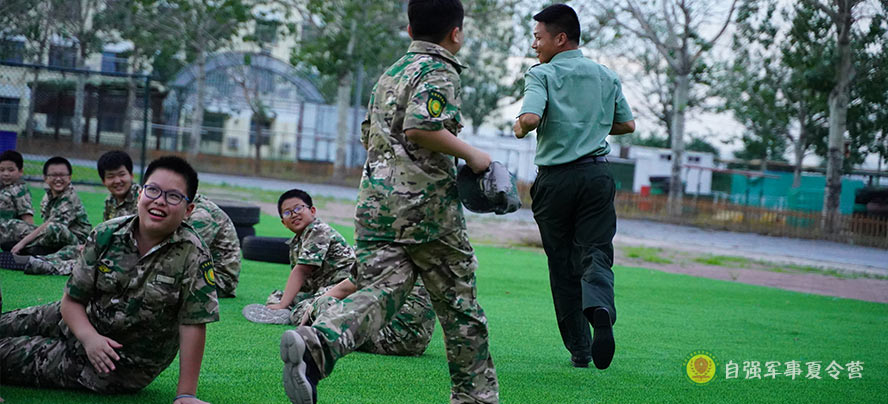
top-left (427, 90), bottom-right (447, 118)
top-left (201, 260), bottom-right (216, 286)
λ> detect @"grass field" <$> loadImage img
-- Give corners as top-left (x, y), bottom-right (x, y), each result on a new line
top-left (1, 188), bottom-right (886, 403)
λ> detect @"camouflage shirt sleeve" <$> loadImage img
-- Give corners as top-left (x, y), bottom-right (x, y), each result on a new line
top-left (65, 228), bottom-right (104, 303)
top-left (296, 224), bottom-right (329, 268)
top-left (13, 183), bottom-right (34, 218)
top-left (403, 67), bottom-right (462, 133)
top-left (178, 242), bottom-right (220, 325)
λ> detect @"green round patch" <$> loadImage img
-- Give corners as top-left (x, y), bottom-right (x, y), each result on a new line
top-left (427, 90), bottom-right (447, 118)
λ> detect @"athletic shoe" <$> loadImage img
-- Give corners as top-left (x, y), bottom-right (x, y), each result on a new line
top-left (0, 252), bottom-right (29, 270)
top-left (242, 304), bottom-right (291, 324)
top-left (589, 307), bottom-right (615, 370)
top-left (281, 329), bottom-right (320, 404)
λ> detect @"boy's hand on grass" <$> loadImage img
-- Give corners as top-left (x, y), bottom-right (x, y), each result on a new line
top-left (174, 397), bottom-right (211, 404)
top-left (10, 240), bottom-right (26, 254)
top-left (83, 334), bottom-right (122, 373)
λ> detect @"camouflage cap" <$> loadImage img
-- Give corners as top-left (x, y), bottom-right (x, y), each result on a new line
top-left (456, 161), bottom-right (521, 215)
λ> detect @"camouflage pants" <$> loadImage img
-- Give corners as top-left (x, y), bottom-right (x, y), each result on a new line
top-left (299, 280), bottom-right (436, 356)
top-left (25, 244), bottom-right (82, 276)
top-left (0, 302), bottom-right (158, 393)
top-left (296, 230), bottom-right (499, 404)
top-left (0, 219), bottom-right (80, 253)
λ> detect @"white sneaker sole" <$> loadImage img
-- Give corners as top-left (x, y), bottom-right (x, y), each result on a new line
top-left (281, 330), bottom-right (314, 404)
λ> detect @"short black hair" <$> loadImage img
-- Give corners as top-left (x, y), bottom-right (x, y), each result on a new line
top-left (277, 188), bottom-right (313, 217)
top-left (0, 150), bottom-right (24, 170)
top-left (533, 4), bottom-right (581, 44)
top-left (408, 0), bottom-right (464, 44)
top-left (97, 150), bottom-right (133, 180)
top-left (143, 156), bottom-right (198, 202)
top-left (43, 156), bottom-right (72, 176)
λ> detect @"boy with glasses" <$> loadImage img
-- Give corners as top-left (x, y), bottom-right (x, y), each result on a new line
top-left (0, 156), bottom-right (90, 269)
top-left (0, 156), bottom-right (219, 404)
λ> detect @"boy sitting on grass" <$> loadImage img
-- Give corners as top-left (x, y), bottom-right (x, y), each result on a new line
top-left (0, 156), bottom-right (218, 404)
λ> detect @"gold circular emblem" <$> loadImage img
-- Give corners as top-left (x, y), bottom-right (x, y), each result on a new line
top-left (684, 350), bottom-right (717, 385)
top-left (204, 267), bottom-right (216, 286)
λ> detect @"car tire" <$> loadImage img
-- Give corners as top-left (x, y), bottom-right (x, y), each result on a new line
top-left (214, 199), bottom-right (261, 226)
top-left (242, 236), bottom-right (291, 264)
top-left (234, 225), bottom-right (256, 244)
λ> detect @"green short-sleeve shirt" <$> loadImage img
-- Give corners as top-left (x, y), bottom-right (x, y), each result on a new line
top-left (103, 183), bottom-right (140, 221)
top-left (519, 49), bottom-right (634, 166)
top-left (0, 180), bottom-right (34, 220)
top-left (288, 218), bottom-right (355, 294)
top-left (41, 184), bottom-right (92, 243)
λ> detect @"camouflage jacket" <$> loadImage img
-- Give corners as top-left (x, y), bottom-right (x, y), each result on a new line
top-left (355, 40), bottom-right (468, 243)
top-left (187, 194), bottom-right (240, 295)
top-left (65, 215), bottom-right (219, 369)
top-left (41, 184), bottom-right (91, 243)
top-left (289, 218), bottom-right (354, 294)
top-left (0, 179), bottom-right (34, 220)
top-left (103, 183), bottom-right (140, 221)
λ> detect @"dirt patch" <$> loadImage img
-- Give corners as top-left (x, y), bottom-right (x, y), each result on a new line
top-left (222, 196), bottom-right (888, 305)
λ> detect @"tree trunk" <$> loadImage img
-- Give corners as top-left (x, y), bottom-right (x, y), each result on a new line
top-left (254, 117), bottom-right (263, 175)
top-left (333, 71), bottom-right (352, 178)
top-left (72, 50), bottom-right (86, 144)
top-left (26, 68), bottom-right (41, 138)
top-left (822, 6), bottom-right (855, 234)
top-left (189, 50), bottom-right (207, 156)
top-left (667, 73), bottom-right (690, 216)
top-left (792, 105), bottom-right (807, 188)
top-left (123, 76), bottom-right (137, 150)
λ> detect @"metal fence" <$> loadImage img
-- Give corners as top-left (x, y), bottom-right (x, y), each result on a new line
top-left (616, 192), bottom-right (888, 249)
top-left (0, 61), bottom-right (367, 171)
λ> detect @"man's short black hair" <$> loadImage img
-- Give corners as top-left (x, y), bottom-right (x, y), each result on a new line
top-left (143, 156), bottom-right (198, 202)
top-left (43, 156), bottom-right (72, 176)
top-left (97, 150), bottom-right (133, 180)
top-left (0, 150), bottom-right (24, 170)
top-left (408, 0), bottom-right (464, 44)
top-left (533, 4), bottom-right (581, 44)
top-left (278, 188), bottom-right (313, 217)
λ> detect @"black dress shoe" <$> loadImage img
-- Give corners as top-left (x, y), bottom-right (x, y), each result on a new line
top-left (589, 307), bottom-right (615, 370)
top-left (571, 355), bottom-right (591, 368)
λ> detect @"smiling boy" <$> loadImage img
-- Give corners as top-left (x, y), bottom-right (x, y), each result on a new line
top-left (0, 150), bottom-right (34, 226)
top-left (0, 156), bottom-right (219, 404)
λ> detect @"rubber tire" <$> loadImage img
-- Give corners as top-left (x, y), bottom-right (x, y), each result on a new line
top-left (214, 199), bottom-right (261, 226)
top-left (242, 236), bottom-right (291, 264)
top-left (235, 225), bottom-right (256, 244)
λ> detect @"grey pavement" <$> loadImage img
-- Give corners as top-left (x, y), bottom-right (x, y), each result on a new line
top-left (37, 154), bottom-right (888, 273)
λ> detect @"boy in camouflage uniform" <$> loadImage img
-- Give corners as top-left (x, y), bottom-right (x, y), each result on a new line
top-left (0, 156), bottom-right (90, 260)
top-left (188, 194), bottom-right (241, 297)
top-left (0, 150), bottom-right (34, 228)
top-left (280, 1), bottom-right (499, 403)
top-left (0, 156), bottom-right (218, 404)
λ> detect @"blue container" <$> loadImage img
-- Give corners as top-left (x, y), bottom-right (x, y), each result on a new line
top-left (0, 130), bottom-right (16, 153)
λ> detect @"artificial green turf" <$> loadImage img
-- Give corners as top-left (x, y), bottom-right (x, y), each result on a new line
top-left (2, 191), bottom-right (886, 403)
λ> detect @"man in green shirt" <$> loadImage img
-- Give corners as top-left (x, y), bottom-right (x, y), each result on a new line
top-left (513, 4), bottom-right (635, 371)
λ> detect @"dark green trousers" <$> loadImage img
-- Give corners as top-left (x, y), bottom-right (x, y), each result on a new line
top-left (531, 160), bottom-right (616, 360)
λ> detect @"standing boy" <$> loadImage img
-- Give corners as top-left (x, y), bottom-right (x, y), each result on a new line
top-left (0, 156), bottom-right (218, 404)
top-left (280, 1), bottom-right (499, 403)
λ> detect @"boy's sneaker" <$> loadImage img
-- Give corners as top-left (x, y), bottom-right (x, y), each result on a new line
top-left (281, 329), bottom-right (320, 404)
top-left (242, 304), bottom-right (292, 324)
top-left (0, 252), bottom-right (29, 270)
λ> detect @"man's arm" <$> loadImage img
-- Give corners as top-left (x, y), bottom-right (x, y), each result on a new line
top-left (60, 294), bottom-right (122, 373)
top-left (267, 264), bottom-right (314, 310)
top-left (513, 113), bottom-right (541, 139)
top-left (175, 324), bottom-right (210, 404)
top-left (610, 119), bottom-right (636, 135)
top-left (405, 128), bottom-right (491, 173)
top-left (11, 222), bottom-right (49, 254)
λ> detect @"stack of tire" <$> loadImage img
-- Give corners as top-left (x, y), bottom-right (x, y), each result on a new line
top-left (214, 199), bottom-right (260, 243)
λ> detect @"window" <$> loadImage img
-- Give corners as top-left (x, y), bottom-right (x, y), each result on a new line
top-left (48, 45), bottom-right (76, 68)
top-left (100, 114), bottom-right (124, 132)
top-left (249, 118), bottom-right (271, 146)
top-left (202, 111), bottom-right (227, 142)
top-left (255, 20), bottom-right (279, 45)
top-left (101, 52), bottom-right (128, 73)
top-left (0, 40), bottom-right (24, 63)
top-left (227, 137), bottom-right (239, 151)
top-left (688, 156), bottom-right (701, 163)
top-left (0, 97), bottom-right (19, 124)
top-left (659, 154), bottom-right (672, 161)
top-left (46, 113), bottom-right (72, 129)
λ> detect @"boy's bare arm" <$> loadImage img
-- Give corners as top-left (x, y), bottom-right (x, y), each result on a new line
top-left (176, 324), bottom-right (210, 404)
top-left (267, 264), bottom-right (314, 310)
top-left (12, 221), bottom-right (49, 254)
top-left (405, 128), bottom-right (491, 173)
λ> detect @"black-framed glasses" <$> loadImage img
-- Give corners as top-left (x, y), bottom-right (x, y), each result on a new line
top-left (281, 205), bottom-right (309, 218)
top-left (142, 184), bottom-right (190, 206)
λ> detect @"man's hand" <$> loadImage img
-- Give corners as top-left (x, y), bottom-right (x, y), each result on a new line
top-left (465, 149), bottom-right (492, 174)
top-left (513, 119), bottom-right (527, 139)
top-left (82, 334), bottom-right (122, 373)
top-left (266, 302), bottom-right (288, 310)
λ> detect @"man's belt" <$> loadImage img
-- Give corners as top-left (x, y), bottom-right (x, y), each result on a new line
top-left (542, 154), bottom-right (608, 170)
